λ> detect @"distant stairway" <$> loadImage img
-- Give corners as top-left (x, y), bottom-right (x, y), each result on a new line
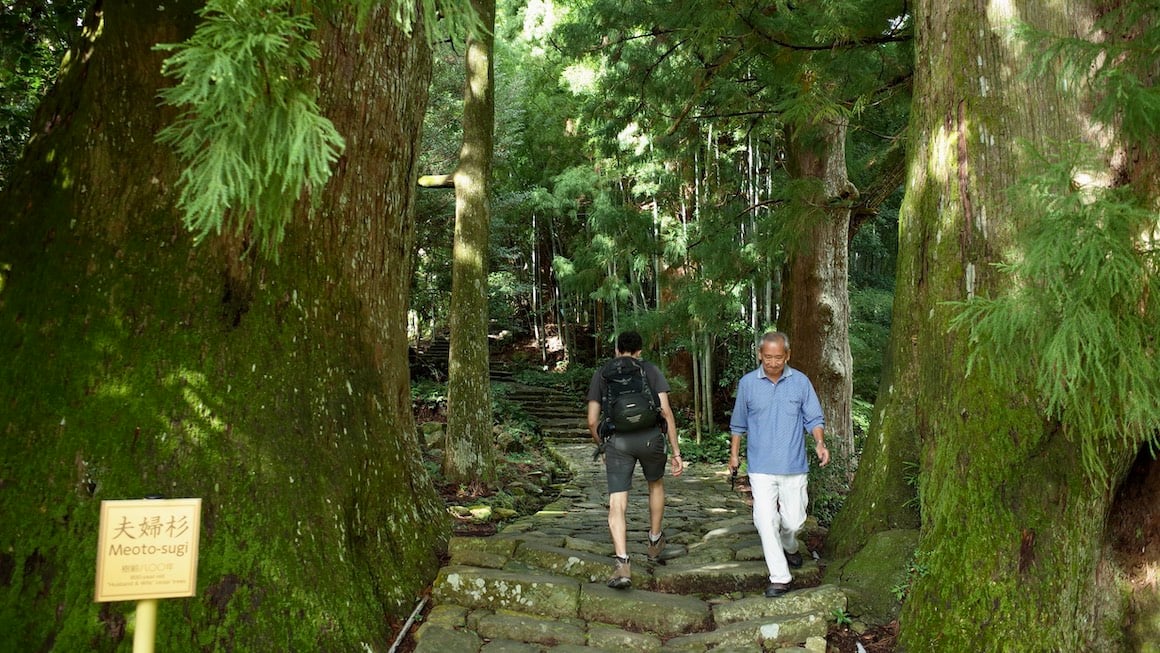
top-left (500, 382), bottom-right (589, 442)
top-left (412, 336), bottom-right (451, 380)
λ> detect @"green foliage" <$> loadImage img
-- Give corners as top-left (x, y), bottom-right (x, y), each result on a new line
top-left (808, 451), bottom-right (854, 528)
top-left (376, 0), bottom-right (484, 48)
top-left (716, 329), bottom-right (762, 392)
top-left (156, 0), bottom-right (344, 255)
top-left (0, 0), bottom-right (86, 186)
top-left (831, 607), bottom-right (854, 626)
top-left (901, 459), bottom-right (920, 512)
top-left (850, 206), bottom-right (900, 289)
top-left (890, 551), bottom-right (929, 603)
top-left (950, 145), bottom-right (1160, 482)
top-left (490, 383), bottom-right (538, 433)
top-left (849, 286), bottom-right (893, 402)
top-left (851, 396), bottom-right (873, 438)
top-left (411, 379), bottom-right (449, 413)
top-left (156, 0), bottom-right (482, 258)
top-left (488, 269), bottom-right (530, 335)
top-left (514, 0), bottom-right (912, 354)
top-left (1021, 1), bottom-right (1160, 152)
top-left (513, 363), bottom-right (595, 396)
top-left (679, 430), bottom-right (733, 464)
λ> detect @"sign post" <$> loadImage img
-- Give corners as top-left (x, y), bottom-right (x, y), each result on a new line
top-left (133, 599), bottom-right (158, 653)
top-left (95, 498), bottom-right (201, 653)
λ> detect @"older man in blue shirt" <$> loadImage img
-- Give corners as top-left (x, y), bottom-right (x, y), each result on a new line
top-left (729, 331), bottom-right (829, 598)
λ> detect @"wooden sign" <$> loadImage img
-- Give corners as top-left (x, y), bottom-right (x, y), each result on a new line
top-left (94, 498), bottom-right (201, 602)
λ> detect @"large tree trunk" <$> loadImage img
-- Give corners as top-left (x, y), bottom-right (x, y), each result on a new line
top-left (0, 2), bottom-right (446, 650)
top-left (835, 0), bottom-right (1141, 648)
top-left (444, 0), bottom-right (497, 485)
top-left (781, 120), bottom-right (857, 470)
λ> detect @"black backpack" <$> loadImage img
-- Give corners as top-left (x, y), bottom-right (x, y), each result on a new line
top-left (600, 357), bottom-right (659, 433)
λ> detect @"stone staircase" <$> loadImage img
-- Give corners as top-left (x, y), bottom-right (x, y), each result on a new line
top-left (499, 381), bottom-right (590, 442)
top-left (414, 397), bottom-right (850, 653)
top-left (412, 336), bottom-right (451, 381)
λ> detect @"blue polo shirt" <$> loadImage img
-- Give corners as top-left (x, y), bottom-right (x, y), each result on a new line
top-left (729, 365), bottom-right (825, 475)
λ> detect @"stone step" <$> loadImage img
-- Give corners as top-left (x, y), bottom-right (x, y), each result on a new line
top-left (515, 403), bottom-right (583, 413)
top-left (652, 560), bottom-right (767, 594)
top-left (578, 582), bottom-right (712, 638)
top-left (432, 565), bottom-right (581, 620)
top-left (663, 611), bottom-right (829, 651)
top-left (534, 418), bottom-right (587, 429)
top-left (512, 540), bottom-right (621, 586)
top-left (414, 604), bottom-right (663, 653)
top-left (545, 434), bottom-right (595, 445)
top-left (712, 584), bottom-right (847, 625)
top-left (504, 393), bottom-right (580, 404)
top-left (511, 405), bottom-right (582, 415)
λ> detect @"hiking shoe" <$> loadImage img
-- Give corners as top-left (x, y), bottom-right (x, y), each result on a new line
top-left (764, 582), bottom-right (789, 598)
top-left (647, 532), bottom-right (666, 562)
top-left (785, 549), bottom-right (803, 568)
top-left (607, 556), bottom-right (632, 589)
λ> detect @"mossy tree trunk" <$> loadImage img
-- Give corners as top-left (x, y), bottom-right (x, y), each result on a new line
top-left (0, 2), bottom-right (447, 650)
top-left (824, 330), bottom-right (920, 559)
top-left (829, 0), bottom-right (1140, 649)
top-left (444, 0), bottom-right (497, 485)
top-left (782, 120), bottom-right (857, 469)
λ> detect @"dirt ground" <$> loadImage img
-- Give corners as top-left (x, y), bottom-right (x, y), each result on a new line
top-left (827, 620), bottom-right (899, 652)
top-left (1109, 446), bottom-right (1160, 641)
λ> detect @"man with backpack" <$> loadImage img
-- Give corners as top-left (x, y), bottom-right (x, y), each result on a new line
top-left (586, 331), bottom-right (683, 590)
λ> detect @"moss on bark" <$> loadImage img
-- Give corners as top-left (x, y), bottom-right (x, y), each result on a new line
top-left (881, 0), bottom-right (1138, 649)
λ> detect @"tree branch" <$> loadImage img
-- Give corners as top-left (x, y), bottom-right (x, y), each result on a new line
top-left (848, 132), bottom-right (906, 241)
top-left (418, 174), bottom-right (455, 188)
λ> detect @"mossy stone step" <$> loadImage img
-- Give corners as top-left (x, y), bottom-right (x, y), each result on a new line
top-left (512, 540), bottom-right (625, 585)
top-left (529, 417), bottom-right (587, 427)
top-left (474, 611), bottom-right (588, 647)
top-left (712, 584), bottom-right (847, 625)
top-left (543, 432), bottom-right (593, 443)
top-left (663, 611), bottom-right (830, 651)
top-left (650, 560), bottom-right (822, 595)
top-left (433, 565), bottom-right (581, 620)
top-left (507, 399), bottom-right (580, 410)
top-left (578, 582), bottom-right (712, 638)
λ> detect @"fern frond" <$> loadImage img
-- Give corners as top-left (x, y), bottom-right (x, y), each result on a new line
top-left (949, 144), bottom-right (1160, 482)
top-left (155, 0), bottom-right (344, 257)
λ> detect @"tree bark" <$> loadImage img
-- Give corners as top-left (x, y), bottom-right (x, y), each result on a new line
top-left (444, 0), bottom-right (497, 484)
top-left (782, 119), bottom-right (857, 471)
top-left (0, 2), bottom-right (446, 649)
top-left (834, 0), bottom-right (1141, 648)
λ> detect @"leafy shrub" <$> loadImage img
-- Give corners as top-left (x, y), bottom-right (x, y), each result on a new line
top-left (809, 455), bottom-right (854, 528)
top-left (411, 380), bottom-right (447, 419)
top-left (513, 363), bottom-right (595, 396)
top-left (849, 286), bottom-right (893, 402)
top-left (679, 430), bottom-right (733, 464)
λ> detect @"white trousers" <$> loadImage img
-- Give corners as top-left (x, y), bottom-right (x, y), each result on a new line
top-left (749, 472), bottom-right (808, 584)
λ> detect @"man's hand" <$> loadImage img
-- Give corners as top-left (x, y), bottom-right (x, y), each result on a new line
top-left (815, 442), bottom-right (830, 467)
top-left (669, 454), bottom-right (684, 477)
top-left (727, 453), bottom-right (741, 490)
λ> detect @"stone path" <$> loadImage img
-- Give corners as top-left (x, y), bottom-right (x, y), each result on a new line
top-left (413, 382), bottom-right (847, 652)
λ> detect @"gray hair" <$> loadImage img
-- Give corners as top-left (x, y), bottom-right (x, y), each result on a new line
top-left (760, 331), bottom-right (790, 351)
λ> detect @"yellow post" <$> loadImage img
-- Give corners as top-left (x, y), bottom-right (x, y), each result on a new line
top-left (133, 599), bottom-right (158, 653)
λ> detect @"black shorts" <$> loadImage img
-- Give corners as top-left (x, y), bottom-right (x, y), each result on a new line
top-left (605, 429), bottom-right (667, 494)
